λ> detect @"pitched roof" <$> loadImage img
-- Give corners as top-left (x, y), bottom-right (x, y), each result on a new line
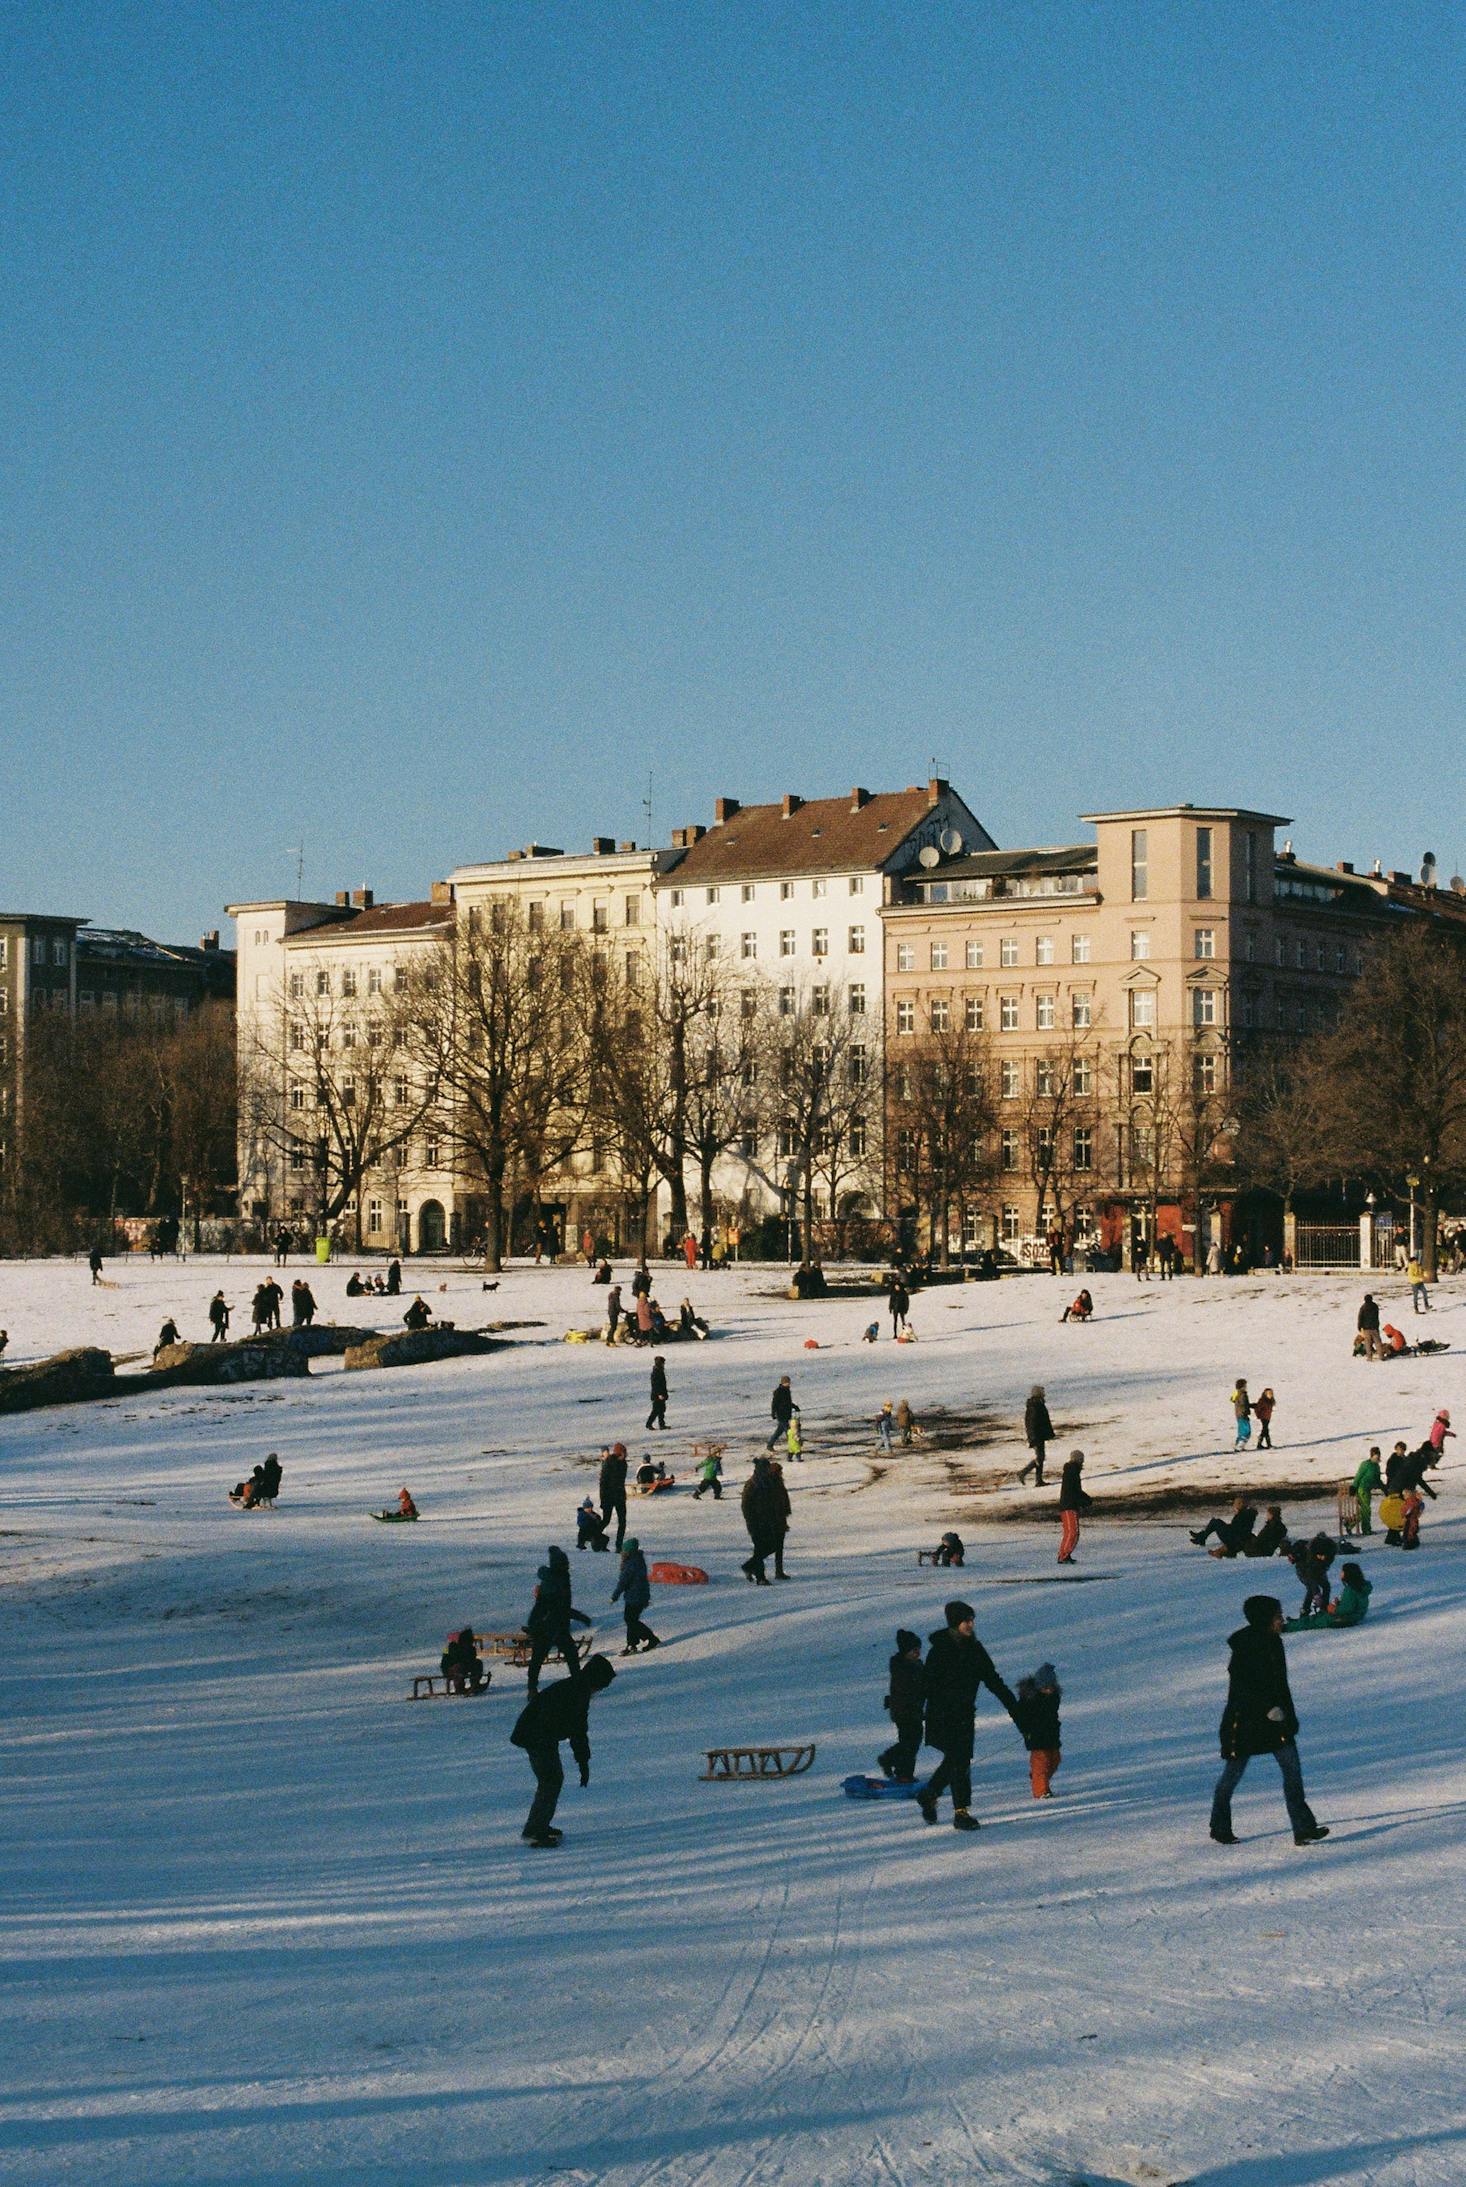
top-left (286, 901), bottom-right (451, 947)
top-left (656, 784), bottom-right (971, 884)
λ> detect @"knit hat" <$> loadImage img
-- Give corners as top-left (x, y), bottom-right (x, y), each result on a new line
top-left (944, 1599), bottom-right (976, 1626)
top-left (896, 1628), bottom-right (921, 1652)
top-left (1069, 1448), bottom-right (1085, 1463)
top-left (622, 1537), bottom-right (639, 1555)
top-left (1243, 1595), bottom-right (1282, 1627)
top-left (1034, 1662), bottom-right (1057, 1687)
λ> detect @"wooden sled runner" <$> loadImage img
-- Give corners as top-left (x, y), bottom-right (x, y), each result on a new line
top-left (701, 1743), bottom-right (816, 1782)
top-left (407, 1674), bottom-right (489, 1701)
top-left (1336, 1481), bottom-right (1361, 1538)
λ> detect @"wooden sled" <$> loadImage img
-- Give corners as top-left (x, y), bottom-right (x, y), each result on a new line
top-left (691, 1439), bottom-right (725, 1460)
top-left (701, 1742), bottom-right (816, 1782)
top-left (1336, 1481), bottom-right (1360, 1539)
top-left (916, 1551), bottom-right (963, 1568)
top-left (478, 1630), bottom-right (591, 1669)
top-left (407, 1673), bottom-right (489, 1701)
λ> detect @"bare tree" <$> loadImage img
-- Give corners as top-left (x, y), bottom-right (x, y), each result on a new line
top-left (1231, 1034), bottom-right (1344, 1216)
top-left (765, 986), bottom-right (875, 1258)
top-left (682, 980), bottom-right (772, 1247)
top-left (1016, 1026), bottom-right (1104, 1251)
top-left (888, 1016), bottom-right (993, 1263)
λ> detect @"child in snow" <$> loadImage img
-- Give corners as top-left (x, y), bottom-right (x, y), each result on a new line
top-left (1253, 1388), bottom-right (1276, 1450)
top-left (576, 1498), bottom-right (608, 1550)
top-left (1401, 1486), bottom-right (1425, 1552)
top-left (440, 1627), bottom-right (487, 1692)
top-left (1353, 1449), bottom-right (1383, 1536)
top-left (1286, 1563), bottom-right (1372, 1631)
top-left (786, 1414), bottom-right (805, 1462)
top-left (876, 1402), bottom-right (896, 1453)
top-left (932, 1531), bottom-right (965, 1567)
top-left (878, 1630), bottom-right (925, 1782)
top-left (1060, 1290), bottom-right (1093, 1323)
top-left (1231, 1380), bottom-right (1253, 1449)
top-left (692, 1449), bottom-right (723, 1500)
top-left (611, 1538), bottom-right (660, 1654)
top-left (1290, 1534), bottom-right (1335, 1615)
top-left (860, 1321), bottom-right (880, 1344)
top-left (397, 1487), bottom-right (419, 1520)
top-left (1014, 1663), bottom-right (1063, 1796)
top-left (895, 1398), bottom-right (919, 1446)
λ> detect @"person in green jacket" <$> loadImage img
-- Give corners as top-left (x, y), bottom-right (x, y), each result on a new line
top-left (1353, 1447), bottom-right (1384, 1536)
top-left (692, 1449), bottom-right (723, 1501)
top-left (1287, 1563), bottom-right (1372, 1631)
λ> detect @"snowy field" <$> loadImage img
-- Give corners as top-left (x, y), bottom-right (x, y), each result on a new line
top-left (2, 1253), bottom-right (1464, 2187)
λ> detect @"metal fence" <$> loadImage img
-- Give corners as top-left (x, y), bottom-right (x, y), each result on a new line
top-left (1293, 1222), bottom-right (1362, 1270)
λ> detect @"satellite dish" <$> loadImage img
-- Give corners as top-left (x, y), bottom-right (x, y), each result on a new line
top-left (918, 845), bottom-right (941, 869)
top-left (938, 827), bottom-right (963, 855)
top-left (1420, 852), bottom-right (1438, 884)
top-left (1451, 875), bottom-right (1466, 895)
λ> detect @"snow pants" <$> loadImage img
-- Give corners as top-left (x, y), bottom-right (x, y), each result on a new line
top-left (1210, 1741), bottom-right (1316, 1839)
top-left (622, 1606), bottom-right (658, 1650)
top-left (1030, 1748), bottom-right (1061, 1798)
top-left (1058, 1510), bottom-right (1081, 1562)
top-left (1356, 1490), bottom-right (1373, 1535)
top-left (879, 1712), bottom-right (923, 1781)
top-left (523, 1743), bottom-right (564, 1838)
top-left (925, 1730), bottom-right (974, 1812)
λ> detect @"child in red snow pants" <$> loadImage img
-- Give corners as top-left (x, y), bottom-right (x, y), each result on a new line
top-left (1058, 1509), bottom-right (1081, 1563)
top-left (1030, 1747), bottom-right (1061, 1797)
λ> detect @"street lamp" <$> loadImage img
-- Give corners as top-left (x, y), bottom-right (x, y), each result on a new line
top-left (1406, 1172), bottom-right (1420, 1261)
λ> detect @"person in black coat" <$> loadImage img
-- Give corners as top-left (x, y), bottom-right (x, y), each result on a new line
top-left (1057, 1450), bottom-right (1092, 1564)
top-left (766, 1375), bottom-right (797, 1451)
top-left (1243, 1505), bottom-right (1290, 1558)
top-left (878, 1629), bottom-right (925, 1782)
top-left (597, 1442), bottom-right (629, 1550)
top-left (1017, 1385), bottom-right (1055, 1486)
top-left (646, 1355), bottom-right (669, 1431)
top-left (1210, 1596), bottom-right (1327, 1846)
top-left (917, 1600), bottom-right (1021, 1831)
top-left (510, 1654), bottom-right (616, 1845)
top-left (1190, 1499), bottom-right (1258, 1557)
top-left (610, 1537), bottom-right (659, 1654)
top-left (1397, 1445), bottom-right (1440, 1500)
top-left (741, 1457), bottom-right (782, 1584)
top-left (524, 1546), bottom-right (593, 1693)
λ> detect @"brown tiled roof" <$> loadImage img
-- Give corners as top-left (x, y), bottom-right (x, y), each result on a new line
top-left (287, 902), bottom-right (450, 946)
top-left (657, 785), bottom-right (966, 883)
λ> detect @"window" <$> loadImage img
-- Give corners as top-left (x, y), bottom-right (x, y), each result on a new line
top-left (31, 936), bottom-right (45, 966)
top-left (1131, 1123), bottom-right (1155, 1170)
top-left (1035, 936), bottom-right (1054, 966)
top-left (779, 986), bottom-right (796, 1017)
top-left (812, 878), bottom-right (827, 899)
top-left (1245, 831), bottom-right (1258, 904)
top-left (592, 900), bottom-right (609, 934)
top-left (0, 940), bottom-right (6, 969)
top-left (1131, 1054), bottom-right (1154, 1095)
top-left (1296, 941), bottom-right (1307, 969)
top-left (740, 932), bottom-right (757, 960)
top-left (1035, 994), bottom-right (1055, 1031)
top-left (1130, 929), bottom-right (1150, 960)
top-left (393, 1077), bottom-right (409, 1107)
top-left (895, 943), bottom-right (914, 972)
top-left (848, 925), bottom-right (865, 954)
top-left (780, 881), bottom-right (794, 901)
top-left (1000, 1060), bottom-right (1020, 1099)
top-left (424, 1138), bottom-right (440, 1168)
top-left (965, 939), bottom-right (984, 969)
top-left (668, 888), bottom-right (685, 909)
top-left (1072, 991), bottom-right (1092, 1029)
top-left (812, 928), bottom-right (828, 957)
top-left (896, 1127), bottom-right (917, 1174)
top-left (290, 1143), bottom-right (306, 1171)
top-left (741, 884), bottom-right (755, 903)
top-left (739, 1131), bottom-right (757, 1159)
top-left (965, 995), bottom-right (984, 1031)
top-left (341, 968), bottom-right (358, 998)
top-left (315, 969), bottom-right (330, 996)
top-left (367, 1199), bottom-right (383, 1236)
top-left (849, 875), bottom-right (863, 896)
top-left (1244, 932), bottom-right (1256, 963)
top-left (705, 887), bottom-right (720, 906)
top-left (1194, 1053), bottom-right (1218, 1096)
top-left (893, 1064), bottom-right (913, 1101)
top-left (1000, 938), bottom-right (1019, 967)
top-left (850, 1047), bottom-right (867, 1085)
top-left (1241, 992), bottom-right (1256, 1029)
top-left (1071, 934), bottom-right (1091, 964)
top-left (621, 893), bottom-right (640, 928)
top-left (1195, 929), bottom-right (1214, 959)
top-left (1035, 1060), bottom-right (1055, 1097)
top-left (930, 998), bottom-right (950, 1032)
top-left (895, 999), bottom-right (915, 1034)
top-left (929, 941), bottom-right (948, 970)
top-left (1000, 1129), bottom-right (1018, 1172)
top-left (288, 971), bottom-right (303, 999)
top-left (1130, 989), bottom-right (1156, 1030)
top-left (780, 930), bottom-right (796, 957)
top-left (367, 1018), bottom-right (382, 1047)
top-left (1131, 828), bottom-right (1149, 901)
top-left (1275, 937), bottom-right (1286, 967)
top-left (1002, 1205), bottom-right (1022, 1242)
top-left (812, 984), bottom-right (830, 1016)
top-left (289, 1021), bottom-right (305, 1051)
top-left (1035, 1125), bottom-right (1056, 1162)
top-left (740, 989), bottom-right (758, 1020)
top-left (704, 933), bottom-right (721, 960)
top-left (1336, 946), bottom-right (1346, 974)
top-left (1316, 943), bottom-right (1326, 972)
top-left (528, 900), bottom-right (545, 931)
top-left (849, 1117), bottom-right (867, 1158)
top-left (849, 983), bottom-right (866, 1015)
top-left (1073, 1057), bottom-right (1093, 1097)
top-left (289, 1085), bottom-right (305, 1111)
top-left (341, 1023), bottom-right (356, 1050)
top-left (1193, 988), bottom-right (1217, 1027)
top-left (554, 900), bottom-right (571, 932)
top-left (625, 951), bottom-right (641, 988)
top-left (52, 937), bottom-right (68, 965)
top-left (669, 935), bottom-right (688, 968)
top-left (1000, 994), bottom-right (1019, 1031)
top-left (341, 1076), bottom-right (357, 1109)
top-left (1196, 825), bottom-right (1214, 900)
top-left (368, 968), bottom-right (382, 995)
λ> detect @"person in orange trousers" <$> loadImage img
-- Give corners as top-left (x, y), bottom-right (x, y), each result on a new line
top-left (1015, 1664), bottom-right (1063, 1796)
top-left (1057, 1449), bottom-right (1091, 1564)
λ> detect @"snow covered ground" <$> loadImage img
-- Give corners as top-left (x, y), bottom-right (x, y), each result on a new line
top-left (2, 1253), bottom-right (1463, 2186)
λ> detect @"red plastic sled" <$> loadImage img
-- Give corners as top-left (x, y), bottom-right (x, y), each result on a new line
top-left (650, 1561), bottom-right (708, 1585)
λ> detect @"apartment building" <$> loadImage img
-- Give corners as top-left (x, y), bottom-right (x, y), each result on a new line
top-left (882, 806), bottom-right (1402, 1262)
top-left (0, 913), bottom-right (83, 1171)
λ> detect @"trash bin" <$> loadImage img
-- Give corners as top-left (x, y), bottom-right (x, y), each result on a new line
top-left (315, 1235), bottom-right (331, 1264)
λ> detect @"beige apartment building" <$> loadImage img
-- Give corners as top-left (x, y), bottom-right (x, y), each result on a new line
top-left (882, 806), bottom-right (1402, 1265)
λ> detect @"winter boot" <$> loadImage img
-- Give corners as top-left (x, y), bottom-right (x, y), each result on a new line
top-left (916, 1792), bottom-right (938, 1826)
top-left (952, 1809), bottom-right (981, 1833)
top-left (1294, 1825), bottom-right (1330, 1846)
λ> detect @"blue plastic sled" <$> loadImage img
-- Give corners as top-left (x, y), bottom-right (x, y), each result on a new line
top-left (841, 1773), bottom-right (930, 1800)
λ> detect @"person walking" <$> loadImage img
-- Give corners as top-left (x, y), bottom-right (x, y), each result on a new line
top-left (767, 1456), bottom-right (792, 1579)
top-left (208, 1291), bottom-right (230, 1342)
top-left (611, 1538), bottom-right (659, 1654)
top-left (597, 1443), bottom-right (629, 1551)
top-left (604, 1282), bottom-right (622, 1343)
top-left (692, 1448), bottom-right (723, 1500)
top-left (1231, 1379), bottom-right (1253, 1450)
top-left (888, 1279), bottom-right (910, 1338)
top-left (1353, 1448), bottom-right (1383, 1537)
top-left (740, 1457), bottom-right (781, 1584)
top-left (766, 1375), bottom-right (797, 1451)
top-left (877, 1629), bottom-right (925, 1783)
top-left (1018, 1384), bottom-right (1054, 1486)
top-left (1407, 1256), bottom-right (1431, 1314)
top-left (646, 1355), bottom-right (669, 1432)
top-left (88, 1246), bottom-right (104, 1285)
top-left (1253, 1388), bottom-right (1275, 1449)
top-left (523, 1546), bottom-right (592, 1694)
top-left (1057, 1449), bottom-right (1091, 1564)
top-left (510, 1654), bottom-right (616, 1847)
top-left (916, 1600), bottom-right (1022, 1833)
top-left (1356, 1292), bottom-right (1382, 1359)
top-left (1210, 1596), bottom-right (1328, 1847)
top-left (291, 1279), bottom-right (316, 1328)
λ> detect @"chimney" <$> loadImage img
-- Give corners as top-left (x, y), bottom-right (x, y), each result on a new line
top-left (714, 797), bottom-right (741, 824)
top-left (591, 836), bottom-right (615, 855)
top-left (1337, 861), bottom-right (1354, 875)
top-left (781, 794), bottom-right (803, 819)
top-left (334, 891), bottom-right (349, 907)
top-left (850, 787), bottom-right (870, 811)
top-left (927, 776), bottom-right (948, 808)
top-left (199, 929), bottom-right (219, 952)
top-left (1391, 870), bottom-right (1411, 886)
top-left (430, 880), bottom-right (453, 905)
top-left (351, 888), bottom-right (374, 909)
top-left (618, 840), bottom-right (636, 853)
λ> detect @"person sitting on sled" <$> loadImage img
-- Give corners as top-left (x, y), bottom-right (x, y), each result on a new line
top-left (396, 1487), bottom-right (419, 1520)
top-left (576, 1497), bottom-right (609, 1550)
top-left (933, 1530), bottom-right (965, 1567)
top-left (1061, 1290), bottom-right (1093, 1323)
top-left (440, 1626), bottom-right (487, 1692)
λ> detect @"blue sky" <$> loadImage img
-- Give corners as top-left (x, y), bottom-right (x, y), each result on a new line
top-left (2, 1), bottom-right (1462, 937)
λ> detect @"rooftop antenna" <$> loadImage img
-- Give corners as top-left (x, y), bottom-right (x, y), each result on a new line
top-left (642, 772), bottom-right (654, 846)
top-left (284, 845), bottom-right (304, 896)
